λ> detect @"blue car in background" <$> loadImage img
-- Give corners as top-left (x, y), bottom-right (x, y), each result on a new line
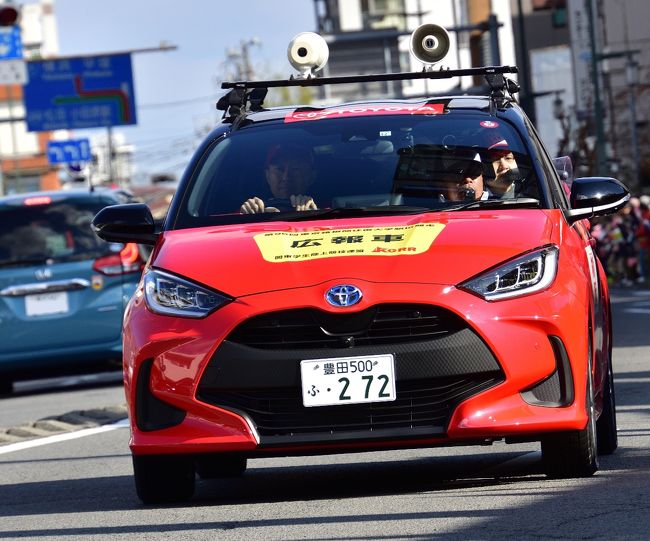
top-left (0, 188), bottom-right (146, 394)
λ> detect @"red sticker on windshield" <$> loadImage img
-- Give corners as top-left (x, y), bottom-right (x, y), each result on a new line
top-left (285, 103), bottom-right (444, 123)
top-left (480, 120), bottom-right (499, 128)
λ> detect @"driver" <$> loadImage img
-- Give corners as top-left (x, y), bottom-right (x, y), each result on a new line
top-left (240, 144), bottom-right (317, 214)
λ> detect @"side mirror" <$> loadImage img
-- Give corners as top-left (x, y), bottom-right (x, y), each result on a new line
top-left (566, 177), bottom-right (630, 225)
top-left (92, 203), bottom-right (158, 245)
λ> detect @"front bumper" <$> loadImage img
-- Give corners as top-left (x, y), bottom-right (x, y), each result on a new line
top-left (124, 280), bottom-right (589, 456)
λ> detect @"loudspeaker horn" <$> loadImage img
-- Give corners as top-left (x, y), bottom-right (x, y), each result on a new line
top-left (409, 24), bottom-right (450, 67)
top-left (287, 32), bottom-right (329, 79)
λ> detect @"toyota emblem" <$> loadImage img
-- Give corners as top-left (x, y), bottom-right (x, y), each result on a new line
top-left (325, 285), bottom-right (363, 307)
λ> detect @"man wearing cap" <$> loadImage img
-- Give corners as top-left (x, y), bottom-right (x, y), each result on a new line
top-left (240, 144), bottom-right (318, 214)
top-left (442, 151), bottom-right (490, 201)
top-left (486, 138), bottom-right (520, 198)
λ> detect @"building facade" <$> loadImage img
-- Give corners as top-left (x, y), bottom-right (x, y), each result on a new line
top-left (313, 0), bottom-right (517, 102)
top-left (0, 0), bottom-right (61, 195)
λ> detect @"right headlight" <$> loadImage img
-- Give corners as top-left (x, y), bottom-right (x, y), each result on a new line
top-left (459, 245), bottom-right (559, 301)
top-left (144, 269), bottom-right (230, 318)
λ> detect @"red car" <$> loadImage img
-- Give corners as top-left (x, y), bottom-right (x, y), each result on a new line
top-left (94, 58), bottom-right (628, 503)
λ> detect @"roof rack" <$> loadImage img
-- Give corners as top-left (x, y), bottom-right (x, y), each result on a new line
top-left (217, 65), bottom-right (519, 118)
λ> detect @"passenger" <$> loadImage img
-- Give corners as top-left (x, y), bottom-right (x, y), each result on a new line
top-left (240, 144), bottom-right (317, 214)
top-left (442, 151), bottom-right (490, 201)
top-left (485, 138), bottom-right (520, 198)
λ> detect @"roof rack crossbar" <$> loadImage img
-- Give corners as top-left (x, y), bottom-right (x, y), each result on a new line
top-left (221, 65), bottom-right (518, 90)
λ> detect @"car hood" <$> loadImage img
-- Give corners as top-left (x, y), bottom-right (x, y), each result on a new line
top-left (153, 210), bottom-right (557, 297)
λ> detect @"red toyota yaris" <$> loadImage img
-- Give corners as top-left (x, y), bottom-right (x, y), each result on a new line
top-left (94, 64), bottom-right (628, 503)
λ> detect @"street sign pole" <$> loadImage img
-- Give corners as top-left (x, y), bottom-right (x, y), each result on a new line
top-left (107, 126), bottom-right (114, 186)
top-left (0, 24), bottom-right (26, 195)
top-left (8, 84), bottom-right (19, 184)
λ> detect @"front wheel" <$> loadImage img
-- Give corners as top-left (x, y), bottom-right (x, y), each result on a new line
top-left (541, 366), bottom-right (599, 478)
top-left (132, 454), bottom-right (195, 504)
top-left (196, 455), bottom-right (247, 479)
top-left (597, 360), bottom-right (618, 455)
top-left (0, 377), bottom-right (14, 396)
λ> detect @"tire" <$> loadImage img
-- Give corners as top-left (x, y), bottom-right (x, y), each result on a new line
top-left (195, 455), bottom-right (247, 479)
top-left (132, 454), bottom-right (195, 504)
top-left (597, 360), bottom-right (618, 455)
top-left (0, 378), bottom-right (14, 396)
top-left (541, 362), bottom-right (599, 478)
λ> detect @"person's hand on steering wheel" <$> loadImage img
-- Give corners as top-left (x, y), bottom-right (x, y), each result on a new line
top-left (290, 194), bottom-right (317, 211)
top-left (240, 197), bottom-right (278, 214)
top-left (241, 195), bottom-right (317, 214)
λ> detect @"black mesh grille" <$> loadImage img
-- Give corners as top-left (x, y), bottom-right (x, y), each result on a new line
top-left (198, 375), bottom-right (503, 442)
top-left (227, 304), bottom-right (466, 349)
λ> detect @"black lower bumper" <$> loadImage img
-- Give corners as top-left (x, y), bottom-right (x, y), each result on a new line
top-left (197, 326), bottom-right (504, 446)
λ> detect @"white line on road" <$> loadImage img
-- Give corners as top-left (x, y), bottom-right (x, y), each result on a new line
top-left (614, 377), bottom-right (650, 383)
top-left (0, 418), bottom-right (128, 455)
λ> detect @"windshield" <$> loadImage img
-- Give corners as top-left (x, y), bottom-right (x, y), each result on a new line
top-left (174, 109), bottom-right (542, 228)
top-left (0, 198), bottom-right (114, 267)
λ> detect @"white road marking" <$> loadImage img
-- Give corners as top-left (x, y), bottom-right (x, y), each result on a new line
top-left (0, 418), bottom-right (128, 455)
top-left (623, 309), bottom-right (650, 315)
top-left (614, 377), bottom-right (650, 383)
top-left (616, 405), bottom-right (650, 412)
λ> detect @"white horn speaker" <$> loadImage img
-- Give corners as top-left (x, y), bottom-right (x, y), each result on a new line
top-left (409, 24), bottom-right (450, 67)
top-left (287, 32), bottom-right (329, 79)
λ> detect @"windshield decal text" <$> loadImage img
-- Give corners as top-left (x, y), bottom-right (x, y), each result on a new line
top-left (285, 103), bottom-right (444, 123)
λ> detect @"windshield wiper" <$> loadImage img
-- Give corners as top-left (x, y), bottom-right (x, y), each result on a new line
top-left (282, 205), bottom-right (432, 220)
top-left (446, 197), bottom-right (541, 211)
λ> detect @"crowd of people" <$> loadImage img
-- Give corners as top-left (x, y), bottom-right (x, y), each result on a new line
top-left (591, 194), bottom-right (650, 286)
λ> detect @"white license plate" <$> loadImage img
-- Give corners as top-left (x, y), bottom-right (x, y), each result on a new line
top-left (300, 353), bottom-right (396, 407)
top-left (25, 291), bottom-right (69, 316)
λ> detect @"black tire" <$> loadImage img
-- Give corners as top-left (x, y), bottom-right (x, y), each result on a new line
top-left (132, 454), bottom-right (195, 504)
top-left (195, 455), bottom-right (247, 479)
top-left (541, 364), bottom-right (599, 478)
top-left (0, 378), bottom-right (14, 396)
top-left (597, 360), bottom-right (618, 455)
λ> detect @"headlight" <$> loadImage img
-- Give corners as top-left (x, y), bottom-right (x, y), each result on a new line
top-left (144, 269), bottom-right (230, 318)
top-left (459, 245), bottom-right (559, 301)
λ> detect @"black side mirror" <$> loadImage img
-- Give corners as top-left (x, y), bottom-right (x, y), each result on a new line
top-left (566, 177), bottom-right (630, 225)
top-left (92, 203), bottom-right (158, 245)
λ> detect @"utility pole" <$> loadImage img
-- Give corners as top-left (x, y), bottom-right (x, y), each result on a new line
top-left (515, 0), bottom-right (535, 124)
top-left (227, 38), bottom-right (260, 81)
top-left (586, 0), bottom-right (607, 176)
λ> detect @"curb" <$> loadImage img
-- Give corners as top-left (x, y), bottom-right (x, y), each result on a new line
top-left (0, 404), bottom-right (128, 445)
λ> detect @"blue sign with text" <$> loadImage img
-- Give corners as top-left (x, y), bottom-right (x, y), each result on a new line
top-left (0, 26), bottom-right (23, 60)
top-left (23, 54), bottom-right (137, 132)
top-left (47, 138), bottom-right (92, 164)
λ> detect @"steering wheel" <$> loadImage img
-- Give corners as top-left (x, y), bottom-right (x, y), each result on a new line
top-left (265, 197), bottom-right (294, 212)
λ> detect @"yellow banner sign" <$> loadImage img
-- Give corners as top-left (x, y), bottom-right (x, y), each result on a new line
top-left (254, 223), bottom-right (445, 263)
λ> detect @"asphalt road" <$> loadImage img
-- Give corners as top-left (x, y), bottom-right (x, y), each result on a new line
top-left (1, 288), bottom-right (649, 540)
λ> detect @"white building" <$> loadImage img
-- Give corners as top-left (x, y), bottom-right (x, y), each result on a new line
top-left (0, 0), bottom-right (61, 195)
top-left (314, 0), bottom-right (517, 101)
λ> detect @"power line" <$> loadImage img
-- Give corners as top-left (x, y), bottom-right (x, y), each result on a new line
top-left (137, 94), bottom-right (222, 110)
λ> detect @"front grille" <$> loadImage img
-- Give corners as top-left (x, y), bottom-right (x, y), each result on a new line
top-left (199, 303), bottom-right (504, 445)
top-left (228, 304), bottom-right (466, 349)
top-left (198, 374), bottom-right (503, 444)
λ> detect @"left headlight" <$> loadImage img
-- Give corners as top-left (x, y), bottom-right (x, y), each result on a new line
top-left (144, 269), bottom-right (230, 318)
top-left (459, 245), bottom-right (559, 301)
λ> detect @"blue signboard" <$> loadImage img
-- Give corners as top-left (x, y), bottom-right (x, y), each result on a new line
top-left (46, 138), bottom-right (91, 164)
top-left (23, 54), bottom-right (137, 132)
top-left (0, 26), bottom-right (23, 60)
